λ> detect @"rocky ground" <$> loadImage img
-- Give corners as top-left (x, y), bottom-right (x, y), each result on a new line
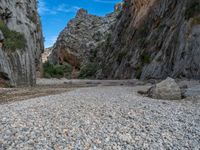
top-left (0, 79), bottom-right (200, 149)
top-left (0, 78), bottom-right (144, 104)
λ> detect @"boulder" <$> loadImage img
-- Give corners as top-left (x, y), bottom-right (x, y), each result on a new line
top-left (148, 77), bottom-right (182, 100)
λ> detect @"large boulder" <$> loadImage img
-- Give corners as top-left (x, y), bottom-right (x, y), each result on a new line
top-left (148, 77), bottom-right (182, 100)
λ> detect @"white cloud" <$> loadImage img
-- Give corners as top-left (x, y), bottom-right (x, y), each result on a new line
top-left (93, 0), bottom-right (119, 4)
top-left (38, 0), bottom-right (80, 15)
top-left (56, 4), bottom-right (80, 13)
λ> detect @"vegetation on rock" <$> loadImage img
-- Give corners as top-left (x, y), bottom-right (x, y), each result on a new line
top-left (0, 20), bottom-right (26, 52)
top-left (78, 62), bottom-right (98, 79)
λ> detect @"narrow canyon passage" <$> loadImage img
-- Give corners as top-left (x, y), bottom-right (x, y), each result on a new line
top-left (0, 0), bottom-right (200, 149)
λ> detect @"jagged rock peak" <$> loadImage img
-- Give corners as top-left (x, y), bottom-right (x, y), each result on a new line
top-left (114, 2), bottom-right (124, 11)
top-left (76, 9), bottom-right (88, 17)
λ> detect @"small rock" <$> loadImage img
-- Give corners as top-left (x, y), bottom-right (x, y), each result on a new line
top-left (118, 133), bottom-right (133, 143)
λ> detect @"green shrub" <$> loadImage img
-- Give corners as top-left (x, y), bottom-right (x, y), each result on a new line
top-left (78, 62), bottom-right (98, 79)
top-left (43, 61), bottom-right (73, 78)
top-left (185, 1), bottom-right (200, 20)
top-left (141, 53), bottom-right (151, 64)
top-left (0, 20), bottom-right (26, 52)
top-left (62, 62), bottom-right (73, 78)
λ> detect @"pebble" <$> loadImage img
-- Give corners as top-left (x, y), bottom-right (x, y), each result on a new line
top-left (0, 86), bottom-right (199, 149)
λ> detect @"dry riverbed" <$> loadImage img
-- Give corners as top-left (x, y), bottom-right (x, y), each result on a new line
top-left (0, 78), bottom-right (199, 149)
top-left (0, 78), bottom-right (143, 104)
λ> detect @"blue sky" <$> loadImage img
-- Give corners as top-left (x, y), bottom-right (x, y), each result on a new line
top-left (38, 0), bottom-right (121, 48)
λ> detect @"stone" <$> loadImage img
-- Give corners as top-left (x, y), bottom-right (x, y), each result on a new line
top-left (148, 77), bottom-right (182, 100)
top-left (0, 86), bottom-right (199, 149)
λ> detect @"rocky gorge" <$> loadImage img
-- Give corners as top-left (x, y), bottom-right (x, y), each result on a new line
top-left (0, 0), bottom-right (199, 149)
top-left (47, 4), bottom-right (122, 78)
top-left (0, 0), bottom-right (199, 85)
top-left (47, 0), bottom-right (200, 80)
top-left (0, 0), bottom-right (44, 87)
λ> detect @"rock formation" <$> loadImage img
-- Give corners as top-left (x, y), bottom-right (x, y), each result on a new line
top-left (0, 0), bottom-right (44, 86)
top-left (96, 0), bottom-right (200, 80)
top-left (42, 47), bottom-right (52, 63)
top-left (148, 77), bottom-right (182, 100)
top-left (48, 6), bottom-right (121, 76)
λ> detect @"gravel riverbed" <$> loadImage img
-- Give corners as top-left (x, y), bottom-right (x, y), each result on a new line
top-left (0, 86), bottom-right (200, 150)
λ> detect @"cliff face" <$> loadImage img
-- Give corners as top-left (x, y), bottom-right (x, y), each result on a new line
top-left (96, 0), bottom-right (200, 80)
top-left (48, 8), bottom-right (120, 72)
top-left (0, 0), bottom-right (44, 86)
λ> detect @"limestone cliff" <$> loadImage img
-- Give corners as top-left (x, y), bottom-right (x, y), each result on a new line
top-left (96, 0), bottom-right (200, 80)
top-left (0, 0), bottom-right (44, 86)
top-left (48, 7), bottom-right (120, 76)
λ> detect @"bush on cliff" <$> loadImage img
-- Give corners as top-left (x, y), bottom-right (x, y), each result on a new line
top-left (0, 20), bottom-right (26, 51)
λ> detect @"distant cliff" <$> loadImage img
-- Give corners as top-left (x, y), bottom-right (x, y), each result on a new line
top-left (48, 6), bottom-right (121, 78)
top-left (0, 0), bottom-right (44, 86)
top-left (96, 0), bottom-right (200, 80)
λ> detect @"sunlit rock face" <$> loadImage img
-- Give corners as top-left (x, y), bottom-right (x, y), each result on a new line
top-left (0, 0), bottom-right (44, 86)
top-left (48, 6), bottom-right (120, 73)
top-left (96, 0), bottom-right (200, 80)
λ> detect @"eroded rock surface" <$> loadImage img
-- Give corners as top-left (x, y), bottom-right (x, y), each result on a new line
top-left (95, 0), bottom-right (200, 80)
top-left (0, 0), bottom-right (44, 86)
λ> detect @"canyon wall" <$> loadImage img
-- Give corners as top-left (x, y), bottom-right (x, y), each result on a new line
top-left (47, 0), bottom-right (200, 80)
top-left (96, 0), bottom-right (200, 80)
top-left (48, 6), bottom-right (121, 77)
top-left (0, 0), bottom-right (44, 86)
